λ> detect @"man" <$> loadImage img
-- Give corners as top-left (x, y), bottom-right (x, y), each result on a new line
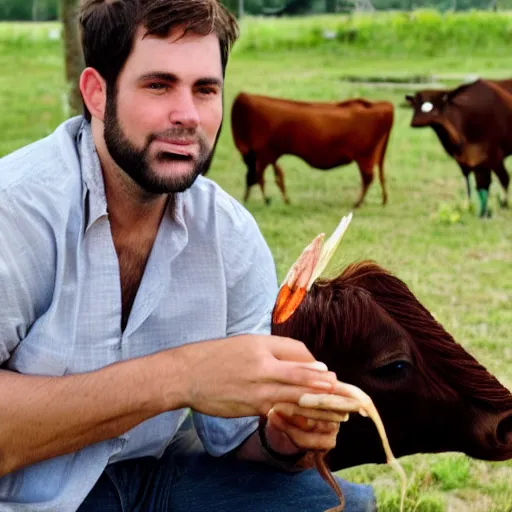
top-left (0, 0), bottom-right (376, 510)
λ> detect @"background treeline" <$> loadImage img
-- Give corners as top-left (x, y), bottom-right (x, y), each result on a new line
top-left (1, 0), bottom-right (511, 22)
top-left (221, 0), bottom-right (512, 15)
top-left (0, 0), bottom-right (58, 21)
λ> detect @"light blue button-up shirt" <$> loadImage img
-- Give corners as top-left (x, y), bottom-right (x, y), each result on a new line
top-left (0, 117), bottom-right (278, 511)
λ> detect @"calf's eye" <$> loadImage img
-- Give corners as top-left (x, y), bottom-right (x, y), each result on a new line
top-left (371, 360), bottom-right (410, 380)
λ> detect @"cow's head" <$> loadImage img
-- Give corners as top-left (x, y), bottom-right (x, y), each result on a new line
top-left (272, 261), bottom-right (512, 470)
top-left (406, 80), bottom-right (480, 129)
top-left (405, 90), bottom-right (451, 128)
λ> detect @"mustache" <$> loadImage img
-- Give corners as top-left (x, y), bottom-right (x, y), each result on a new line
top-left (148, 127), bottom-right (200, 144)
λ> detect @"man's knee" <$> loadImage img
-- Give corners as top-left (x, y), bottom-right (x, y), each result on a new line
top-left (290, 467), bottom-right (377, 512)
top-left (332, 476), bottom-right (377, 512)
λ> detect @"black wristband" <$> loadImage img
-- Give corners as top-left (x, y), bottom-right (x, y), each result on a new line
top-left (258, 417), bottom-right (307, 464)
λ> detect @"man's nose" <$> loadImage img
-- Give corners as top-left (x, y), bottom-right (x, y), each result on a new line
top-left (169, 89), bottom-right (200, 129)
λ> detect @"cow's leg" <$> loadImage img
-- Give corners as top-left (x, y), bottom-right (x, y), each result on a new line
top-left (474, 168), bottom-right (492, 218)
top-left (243, 151), bottom-right (258, 204)
top-left (459, 165), bottom-right (472, 201)
top-left (354, 161), bottom-right (374, 208)
top-left (375, 131), bottom-right (391, 206)
top-left (272, 163), bottom-right (290, 204)
top-left (258, 171), bottom-right (271, 206)
top-left (465, 175), bottom-right (471, 201)
top-left (244, 154), bottom-right (271, 205)
top-left (377, 162), bottom-right (388, 206)
top-left (493, 161), bottom-right (510, 208)
top-left (243, 183), bottom-right (252, 203)
top-left (252, 160), bottom-right (270, 205)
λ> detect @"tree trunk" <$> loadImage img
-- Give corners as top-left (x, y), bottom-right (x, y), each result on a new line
top-left (60, 0), bottom-right (84, 117)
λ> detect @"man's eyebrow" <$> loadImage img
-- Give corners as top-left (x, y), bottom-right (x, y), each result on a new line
top-left (137, 72), bottom-right (179, 83)
top-left (137, 73), bottom-right (223, 89)
top-left (195, 77), bottom-right (224, 88)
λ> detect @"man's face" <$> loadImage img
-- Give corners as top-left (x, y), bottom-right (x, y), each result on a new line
top-left (103, 27), bottom-right (224, 194)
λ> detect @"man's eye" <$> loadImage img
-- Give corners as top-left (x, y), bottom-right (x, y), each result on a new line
top-left (147, 83), bottom-right (168, 91)
top-left (198, 87), bottom-right (217, 96)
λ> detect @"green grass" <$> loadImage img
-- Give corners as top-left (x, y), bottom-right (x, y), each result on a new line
top-left (233, 10), bottom-right (512, 57)
top-left (1, 17), bottom-right (511, 512)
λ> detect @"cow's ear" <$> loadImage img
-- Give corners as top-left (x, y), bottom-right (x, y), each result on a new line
top-left (405, 95), bottom-right (414, 105)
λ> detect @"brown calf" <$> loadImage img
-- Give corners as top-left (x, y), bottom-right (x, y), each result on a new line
top-left (272, 261), bottom-right (512, 470)
top-left (231, 93), bottom-right (394, 207)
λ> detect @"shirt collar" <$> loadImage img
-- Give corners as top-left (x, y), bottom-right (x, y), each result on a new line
top-left (77, 120), bottom-right (108, 232)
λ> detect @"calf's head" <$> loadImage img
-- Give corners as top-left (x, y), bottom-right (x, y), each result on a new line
top-left (272, 261), bottom-right (512, 470)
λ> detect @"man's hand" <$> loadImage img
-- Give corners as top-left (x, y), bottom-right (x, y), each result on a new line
top-left (170, 334), bottom-right (337, 418)
top-left (263, 403), bottom-right (349, 456)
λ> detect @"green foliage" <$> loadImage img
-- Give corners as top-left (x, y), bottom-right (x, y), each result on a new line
top-left (222, 0), bottom-right (328, 16)
top-left (0, 0), bottom-right (58, 21)
top-left (234, 11), bottom-right (512, 56)
top-left (0, 22), bottom-right (61, 55)
top-left (431, 456), bottom-right (472, 490)
top-left (434, 200), bottom-right (476, 225)
top-left (220, 0), bottom-right (503, 13)
top-left (0, 0), bottom-right (506, 22)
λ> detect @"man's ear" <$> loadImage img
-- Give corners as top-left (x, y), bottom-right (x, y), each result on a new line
top-left (80, 67), bottom-right (107, 121)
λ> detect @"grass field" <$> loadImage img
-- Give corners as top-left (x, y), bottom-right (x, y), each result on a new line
top-left (0, 16), bottom-right (511, 512)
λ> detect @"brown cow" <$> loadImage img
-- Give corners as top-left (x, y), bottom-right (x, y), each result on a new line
top-left (231, 92), bottom-right (394, 207)
top-left (272, 261), bottom-right (512, 470)
top-left (406, 79), bottom-right (512, 217)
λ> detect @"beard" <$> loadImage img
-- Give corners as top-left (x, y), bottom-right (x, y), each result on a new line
top-left (103, 93), bottom-right (215, 195)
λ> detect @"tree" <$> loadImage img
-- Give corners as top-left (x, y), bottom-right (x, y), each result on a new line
top-left (0, 0), bottom-right (58, 21)
top-left (60, 0), bottom-right (84, 116)
top-left (262, 0), bottom-right (314, 15)
top-left (222, 0), bottom-right (240, 16)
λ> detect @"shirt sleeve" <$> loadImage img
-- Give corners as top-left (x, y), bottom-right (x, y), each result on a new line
top-left (191, 193), bottom-right (279, 456)
top-left (223, 205), bottom-right (278, 338)
top-left (0, 191), bottom-right (55, 365)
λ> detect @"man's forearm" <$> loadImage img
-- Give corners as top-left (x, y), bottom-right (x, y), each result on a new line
top-left (0, 350), bottom-right (185, 477)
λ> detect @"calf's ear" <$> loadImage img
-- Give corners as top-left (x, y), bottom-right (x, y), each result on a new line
top-left (405, 95), bottom-right (414, 105)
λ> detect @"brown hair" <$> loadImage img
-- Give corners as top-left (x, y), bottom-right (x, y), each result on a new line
top-left (78, 0), bottom-right (239, 120)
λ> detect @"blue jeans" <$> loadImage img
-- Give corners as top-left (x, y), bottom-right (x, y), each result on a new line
top-left (78, 421), bottom-right (376, 512)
